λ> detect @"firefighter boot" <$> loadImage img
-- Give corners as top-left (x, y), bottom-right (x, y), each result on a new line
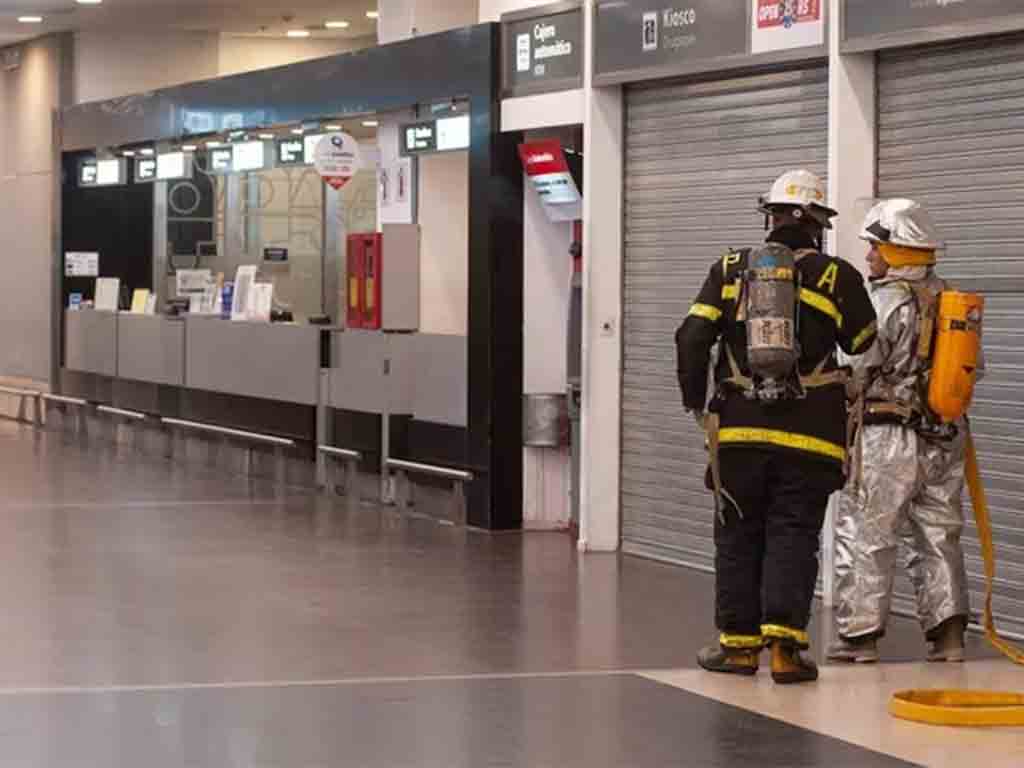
top-left (826, 635), bottom-right (880, 664)
top-left (697, 644), bottom-right (760, 677)
top-left (927, 617), bottom-right (966, 663)
top-left (770, 641), bottom-right (819, 685)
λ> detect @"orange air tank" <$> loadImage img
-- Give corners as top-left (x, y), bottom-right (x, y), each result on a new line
top-left (928, 291), bottom-right (984, 423)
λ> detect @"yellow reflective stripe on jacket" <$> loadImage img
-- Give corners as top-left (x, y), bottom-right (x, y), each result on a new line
top-left (719, 633), bottom-right (764, 649)
top-left (689, 303), bottom-right (722, 322)
top-left (721, 282), bottom-right (739, 301)
top-left (799, 287), bottom-right (843, 328)
top-left (852, 321), bottom-right (877, 352)
top-left (761, 624), bottom-right (810, 646)
top-left (718, 427), bottom-right (846, 462)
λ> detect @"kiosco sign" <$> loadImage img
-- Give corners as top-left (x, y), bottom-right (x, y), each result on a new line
top-left (313, 132), bottom-right (362, 190)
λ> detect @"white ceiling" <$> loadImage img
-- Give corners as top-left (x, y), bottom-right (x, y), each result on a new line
top-left (0, 1), bottom-right (379, 45)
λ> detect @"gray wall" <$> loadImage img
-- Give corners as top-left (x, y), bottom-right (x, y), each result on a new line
top-left (0, 34), bottom-right (69, 385)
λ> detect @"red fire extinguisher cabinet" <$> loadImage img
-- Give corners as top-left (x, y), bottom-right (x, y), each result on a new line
top-left (347, 233), bottom-right (383, 329)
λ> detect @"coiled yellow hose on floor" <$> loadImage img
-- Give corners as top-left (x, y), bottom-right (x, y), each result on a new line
top-left (889, 434), bottom-right (1024, 727)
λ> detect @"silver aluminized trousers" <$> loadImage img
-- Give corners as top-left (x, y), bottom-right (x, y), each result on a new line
top-left (834, 423), bottom-right (970, 639)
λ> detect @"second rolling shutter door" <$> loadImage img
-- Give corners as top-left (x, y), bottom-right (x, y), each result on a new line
top-left (878, 36), bottom-right (1024, 638)
top-left (621, 65), bottom-right (829, 570)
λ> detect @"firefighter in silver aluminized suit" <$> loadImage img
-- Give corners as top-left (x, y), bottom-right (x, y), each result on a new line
top-left (829, 199), bottom-right (973, 664)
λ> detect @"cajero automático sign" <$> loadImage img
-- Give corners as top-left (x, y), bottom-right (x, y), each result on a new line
top-left (502, 1), bottom-right (584, 97)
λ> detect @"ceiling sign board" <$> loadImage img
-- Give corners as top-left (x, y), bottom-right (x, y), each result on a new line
top-left (134, 158), bottom-right (157, 183)
top-left (402, 122), bottom-right (437, 155)
top-left (844, 0), bottom-right (1024, 46)
top-left (80, 158), bottom-right (127, 187)
top-left (277, 137), bottom-right (307, 166)
top-left (313, 132), bottom-right (362, 190)
top-left (156, 151), bottom-right (191, 181)
top-left (519, 139), bottom-right (582, 222)
top-left (400, 117), bottom-right (471, 156)
top-left (752, 0), bottom-right (825, 53)
top-left (208, 148), bottom-right (233, 174)
top-left (502, 1), bottom-right (584, 97)
top-left (594, 0), bottom-right (748, 83)
top-left (232, 141), bottom-right (267, 172)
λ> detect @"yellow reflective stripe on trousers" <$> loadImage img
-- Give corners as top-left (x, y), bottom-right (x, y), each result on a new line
top-left (719, 633), bottom-right (764, 649)
top-left (689, 303), bottom-right (722, 322)
top-left (799, 288), bottom-right (842, 328)
top-left (761, 624), bottom-right (810, 647)
top-left (852, 321), bottom-right (877, 352)
top-left (718, 428), bottom-right (846, 462)
top-left (721, 282), bottom-right (739, 300)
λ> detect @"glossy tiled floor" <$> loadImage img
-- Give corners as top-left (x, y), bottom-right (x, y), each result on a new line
top-left (0, 421), bottom-right (1018, 767)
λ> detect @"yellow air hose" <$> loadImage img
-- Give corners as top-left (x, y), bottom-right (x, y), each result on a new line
top-left (889, 433), bottom-right (1024, 727)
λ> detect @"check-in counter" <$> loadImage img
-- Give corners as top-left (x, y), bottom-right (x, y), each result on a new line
top-left (65, 309), bottom-right (118, 377)
top-left (117, 314), bottom-right (185, 387)
top-left (185, 316), bottom-right (321, 406)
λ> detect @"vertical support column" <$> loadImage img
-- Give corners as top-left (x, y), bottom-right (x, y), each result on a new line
top-left (824, 0), bottom-right (878, 607)
top-left (153, 182), bottom-right (169, 306)
top-left (579, 0), bottom-right (624, 553)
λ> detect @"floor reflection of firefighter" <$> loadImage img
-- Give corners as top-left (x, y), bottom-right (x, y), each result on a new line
top-left (829, 199), bottom-right (984, 664)
top-left (676, 170), bottom-right (877, 684)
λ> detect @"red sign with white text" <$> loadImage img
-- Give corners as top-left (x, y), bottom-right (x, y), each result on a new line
top-left (757, 0), bottom-right (821, 29)
top-left (518, 140), bottom-right (581, 222)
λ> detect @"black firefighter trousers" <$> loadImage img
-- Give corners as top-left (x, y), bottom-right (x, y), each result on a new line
top-left (714, 447), bottom-right (841, 647)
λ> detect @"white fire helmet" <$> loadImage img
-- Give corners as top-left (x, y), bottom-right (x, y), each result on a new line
top-left (860, 198), bottom-right (942, 251)
top-left (758, 170), bottom-right (838, 229)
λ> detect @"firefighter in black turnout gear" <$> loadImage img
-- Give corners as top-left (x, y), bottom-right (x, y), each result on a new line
top-left (676, 170), bottom-right (877, 684)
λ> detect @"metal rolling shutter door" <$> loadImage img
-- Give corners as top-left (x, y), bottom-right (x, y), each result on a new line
top-left (622, 65), bottom-right (829, 570)
top-left (878, 36), bottom-right (1024, 638)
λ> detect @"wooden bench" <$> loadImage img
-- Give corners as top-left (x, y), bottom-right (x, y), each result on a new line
top-left (385, 458), bottom-right (474, 526)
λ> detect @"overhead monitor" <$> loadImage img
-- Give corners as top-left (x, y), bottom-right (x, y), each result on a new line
top-left (89, 158), bottom-right (127, 187)
top-left (436, 114), bottom-right (471, 152)
top-left (156, 151), bottom-right (191, 181)
top-left (232, 141), bottom-right (267, 172)
top-left (208, 148), bottom-right (233, 174)
top-left (79, 161), bottom-right (98, 187)
top-left (134, 157), bottom-right (158, 183)
top-left (402, 122), bottom-right (436, 155)
top-left (277, 137), bottom-right (307, 166)
top-left (303, 133), bottom-right (326, 164)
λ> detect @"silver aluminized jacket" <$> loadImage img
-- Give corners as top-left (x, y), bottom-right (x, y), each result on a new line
top-left (834, 267), bottom-right (971, 638)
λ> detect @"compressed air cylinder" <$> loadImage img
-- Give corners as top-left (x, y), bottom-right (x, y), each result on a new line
top-left (928, 291), bottom-right (984, 423)
top-left (745, 243), bottom-right (799, 381)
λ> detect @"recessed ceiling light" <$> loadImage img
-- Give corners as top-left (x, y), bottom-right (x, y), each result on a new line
top-left (182, 145), bottom-right (198, 152)
top-left (205, 141), bottom-right (223, 148)
top-left (140, 148), bottom-right (155, 156)
top-left (287, 29), bottom-right (311, 38)
top-left (76, 0), bottom-right (103, 5)
top-left (324, 124), bottom-right (342, 131)
top-left (362, 120), bottom-right (379, 127)
top-left (325, 21), bottom-right (350, 29)
top-left (291, 128), bottom-right (305, 135)
top-left (122, 151), bottom-right (136, 157)
top-left (258, 133), bottom-right (274, 140)
top-left (17, 16), bottom-right (43, 23)
top-left (366, 11), bottom-right (379, 20)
